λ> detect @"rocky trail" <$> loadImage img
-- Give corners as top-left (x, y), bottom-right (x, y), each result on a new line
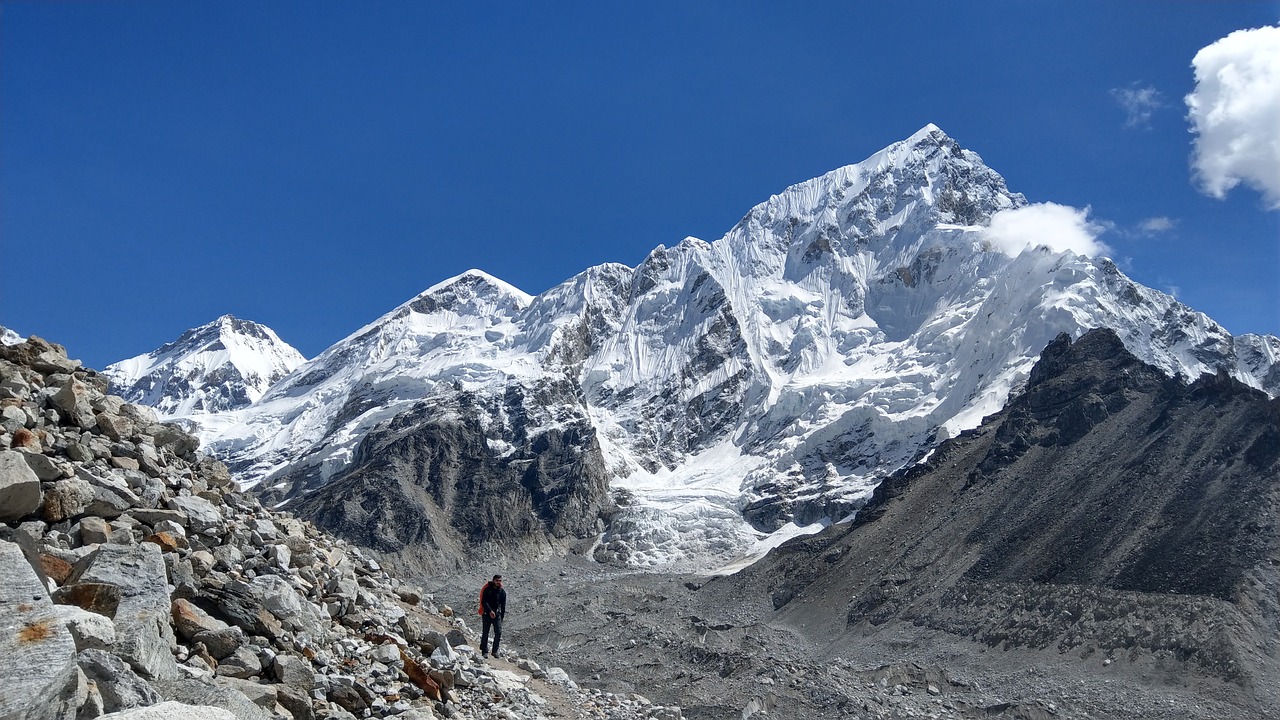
top-left (428, 557), bottom-right (1273, 720)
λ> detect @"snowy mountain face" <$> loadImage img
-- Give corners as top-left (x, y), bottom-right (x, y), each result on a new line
top-left (1, 325), bottom-right (23, 346)
top-left (170, 125), bottom-right (1279, 570)
top-left (104, 315), bottom-right (306, 416)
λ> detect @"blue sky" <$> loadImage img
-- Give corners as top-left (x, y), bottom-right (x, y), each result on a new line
top-left (3, 2), bottom-right (1278, 368)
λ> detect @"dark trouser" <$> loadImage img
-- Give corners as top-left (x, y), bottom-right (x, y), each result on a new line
top-left (481, 614), bottom-right (502, 656)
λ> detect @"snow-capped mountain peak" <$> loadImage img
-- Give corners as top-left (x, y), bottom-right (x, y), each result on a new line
top-left (123, 127), bottom-right (1279, 571)
top-left (104, 315), bottom-right (306, 416)
top-left (420, 268), bottom-right (533, 305)
top-left (1, 324), bottom-right (23, 346)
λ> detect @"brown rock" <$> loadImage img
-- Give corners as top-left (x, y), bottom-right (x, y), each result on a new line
top-left (400, 648), bottom-right (442, 701)
top-left (191, 641), bottom-right (218, 670)
top-left (39, 554), bottom-right (74, 585)
top-left (0, 336), bottom-right (78, 374)
top-left (52, 582), bottom-right (121, 618)
top-left (144, 532), bottom-right (181, 553)
top-left (171, 598), bottom-right (230, 640)
top-left (109, 456), bottom-right (140, 472)
top-left (10, 428), bottom-right (40, 452)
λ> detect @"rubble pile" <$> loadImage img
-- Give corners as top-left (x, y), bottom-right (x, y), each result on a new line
top-left (0, 336), bottom-right (680, 720)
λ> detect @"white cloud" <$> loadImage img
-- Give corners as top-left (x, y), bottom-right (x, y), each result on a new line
top-left (983, 203), bottom-right (1109, 258)
top-left (1110, 83), bottom-right (1165, 128)
top-left (1138, 216), bottom-right (1177, 233)
top-left (1185, 25), bottom-right (1280, 210)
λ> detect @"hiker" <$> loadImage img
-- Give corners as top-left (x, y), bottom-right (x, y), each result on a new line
top-left (478, 574), bottom-right (506, 658)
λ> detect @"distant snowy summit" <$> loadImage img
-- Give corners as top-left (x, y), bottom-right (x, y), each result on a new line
top-left (105, 315), bottom-right (306, 416)
top-left (119, 125), bottom-right (1280, 569)
top-left (1, 325), bottom-right (24, 346)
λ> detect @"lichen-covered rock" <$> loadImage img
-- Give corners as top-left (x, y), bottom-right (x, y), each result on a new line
top-left (0, 540), bottom-right (80, 720)
top-left (43, 476), bottom-right (94, 522)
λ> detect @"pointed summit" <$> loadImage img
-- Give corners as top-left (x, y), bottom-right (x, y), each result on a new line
top-left (104, 316), bottom-right (306, 416)
top-left (421, 269), bottom-right (532, 303)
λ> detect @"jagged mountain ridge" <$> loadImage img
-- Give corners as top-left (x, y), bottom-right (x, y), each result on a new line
top-left (145, 125), bottom-right (1279, 568)
top-left (105, 315), bottom-right (306, 416)
top-left (697, 328), bottom-right (1280, 703)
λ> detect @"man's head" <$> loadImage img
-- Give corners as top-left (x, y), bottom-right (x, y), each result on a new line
top-left (492, 574), bottom-right (503, 586)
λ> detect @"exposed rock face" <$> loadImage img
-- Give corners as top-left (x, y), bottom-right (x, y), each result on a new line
top-left (705, 329), bottom-right (1280, 687)
top-left (0, 335), bottom-right (679, 720)
top-left (280, 383), bottom-right (616, 569)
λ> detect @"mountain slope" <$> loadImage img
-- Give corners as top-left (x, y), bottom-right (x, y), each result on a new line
top-left (105, 315), bottom-right (306, 416)
top-left (699, 328), bottom-right (1280, 703)
top-left (164, 126), bottom-right (1278, 568)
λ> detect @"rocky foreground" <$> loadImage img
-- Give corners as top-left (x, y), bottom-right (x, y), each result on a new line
top-left (0, 336), bottom-right (682, 720)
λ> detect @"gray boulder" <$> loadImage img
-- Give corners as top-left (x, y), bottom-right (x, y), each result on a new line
top-left (212, 676), bottom-right (277, 710)
top-left (80, 516), bottom-right (113, 545)
top-left (150, 424), bottom-right (198, 459)
top-left (191, 626), bottom-right (243, 660)
top-left (0, 366), bottom-right (31, 401)
top-left (150, 679), bottom-right (274, 720)
top-left (213, 646), bottom-right (262, 679)
top-left (118, 403), bottom-right (157, 428)
top-left (0, 449), bottom-right (43, 522)
top-left (70, 543), bottom-right (180, 680)
top-left (51, 379), bottom-right (97, 430)
top-left (77, 648), bottom-right (162, 713)
top-left (76, 468), bottom-right (141, 520)
top-left (166, 495), bottom-right (225, 537)
top-left (1, 404), bottom-right (28, 433)
top-left (95, 413), bottom-right (134, 442)
top-left (251, 574), bottom-right (326, 635)
top-left (0, 540), bottom-right (81, 720)
top-left (42, 476), bottom-right (94, 522)
top-left (51, 604), bottom-right (117, 651)
top-left (128, 508), bottom-right (186, 528)
top-left (271, 653), bottom-right (315, 690)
